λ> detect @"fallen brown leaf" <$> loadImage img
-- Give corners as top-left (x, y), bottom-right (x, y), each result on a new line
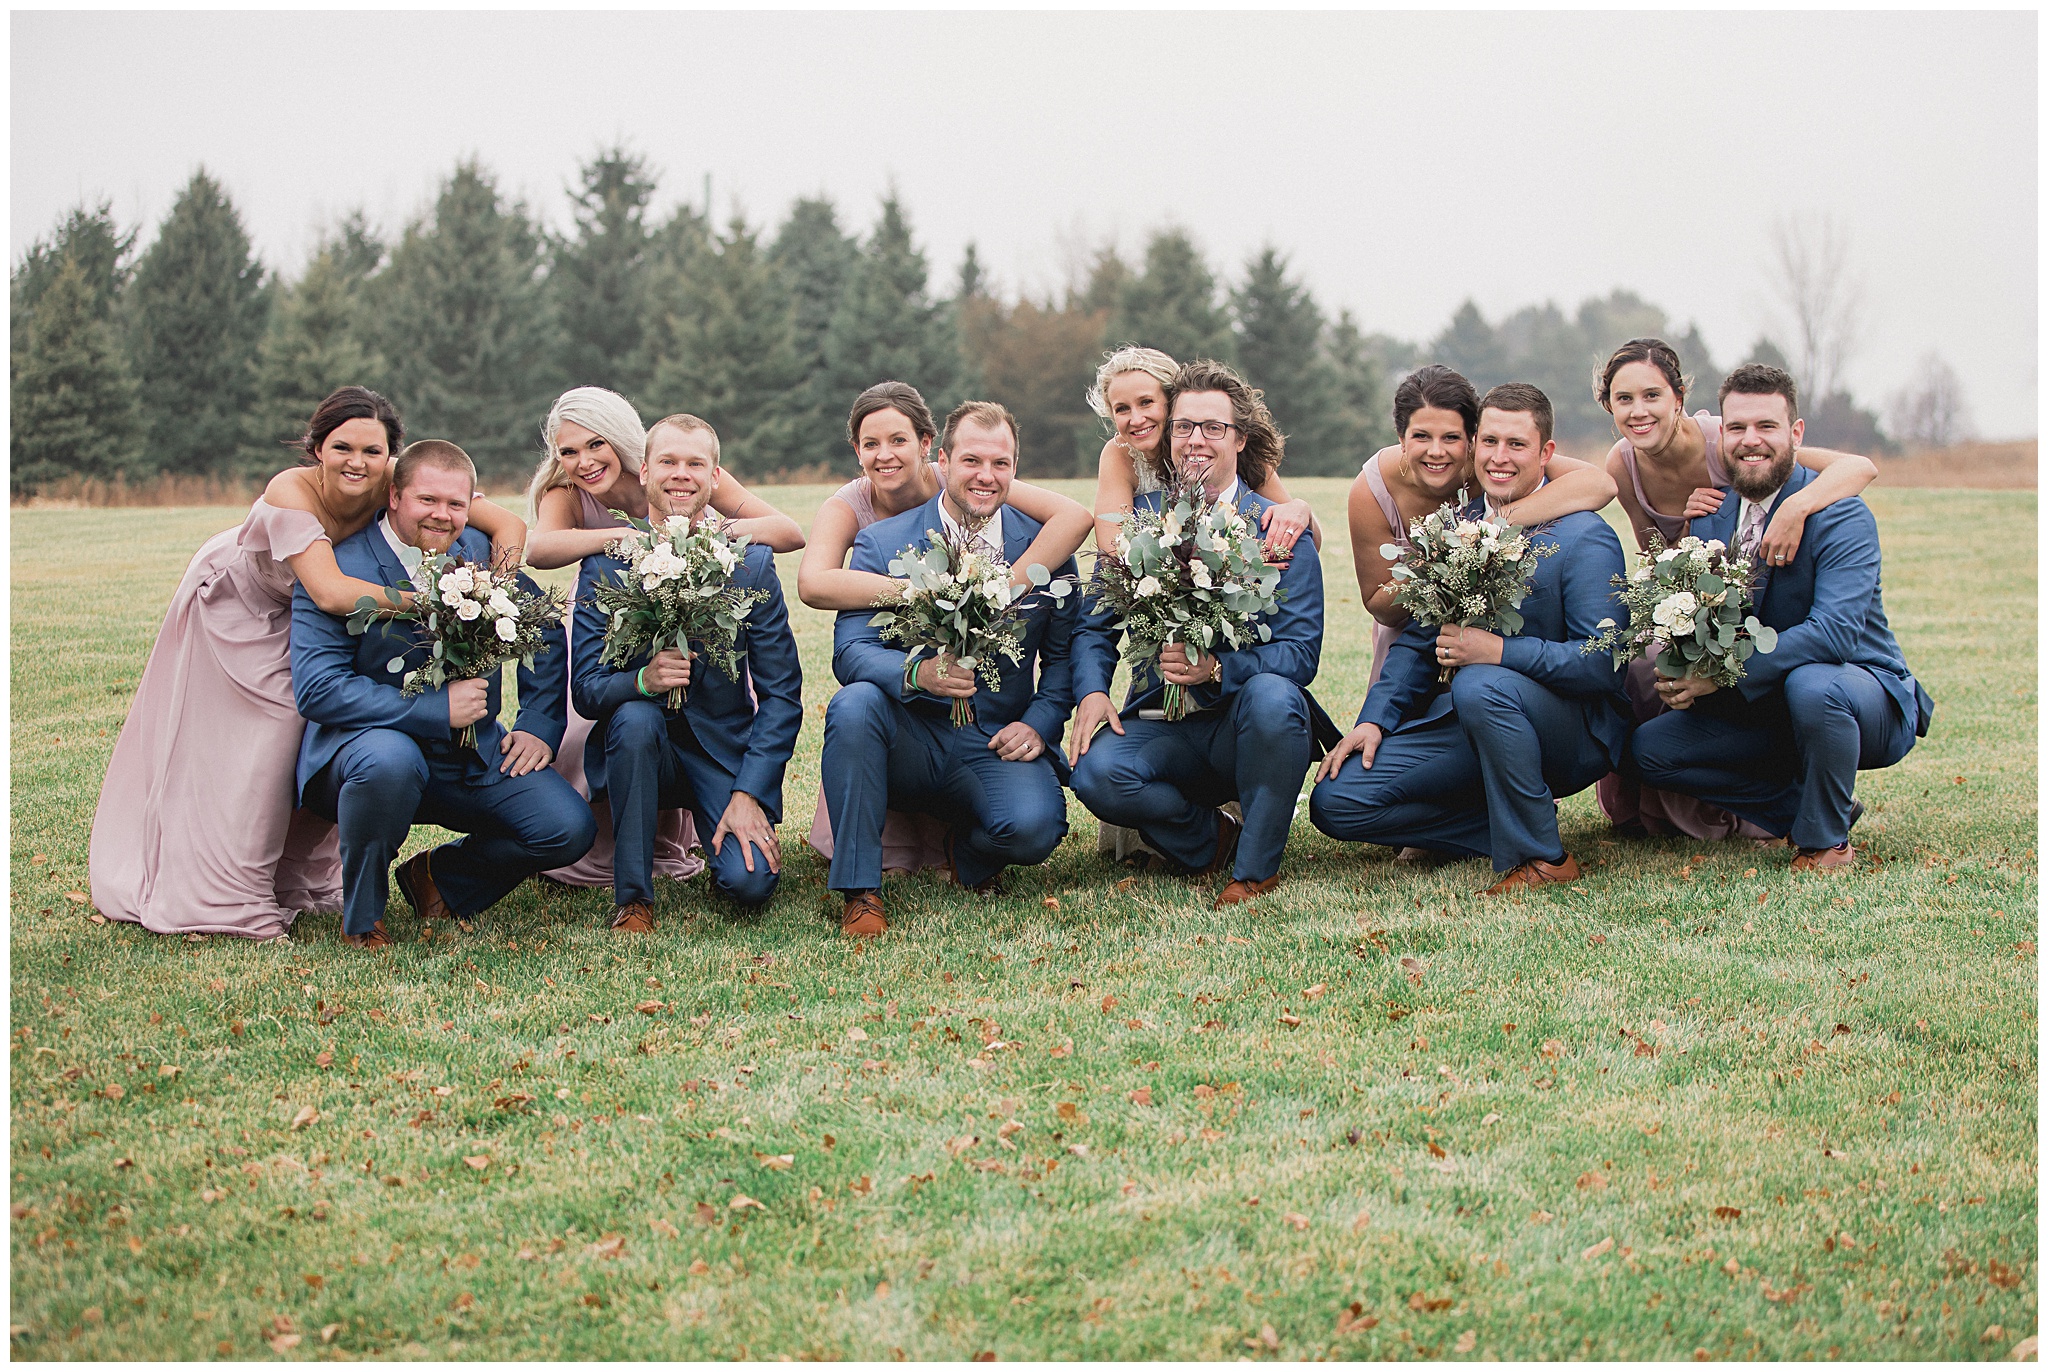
top-left (290, 1105), bottom-right (320, 1131)
top-left (1581, 1236), bottom-right (1614, 1260)
top-left (462, 1155), bottom-right (490, 1171)
top-left (1454, 1330), bottom-right (1477, 1353)
top-left (728, 1194), bottom-right (766, 1212)
top-left (1283, 1211), bottom-right (1309, 1231)
top-left (1128, 1087), bottom-right (1153, 1106)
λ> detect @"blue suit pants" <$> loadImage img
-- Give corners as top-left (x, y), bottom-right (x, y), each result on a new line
top-left (304, 728), bottom-right (596, 935)
top-left (1070, 672), bottom-right (1310, 883)
top-left (1309, 665), bottom-right (1613, 871)
top-left (605, 700), bottom-right (780, 909)
top-left (1627, 662), bottom-right (1915, 850)
top-left (821, 682), bottom-right (1068, 892)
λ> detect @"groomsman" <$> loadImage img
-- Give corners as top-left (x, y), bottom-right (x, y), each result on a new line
top-left (1626, 365), bottom-right (1932, 869)
top-left (572, 415), bottom-right (804, 931)
top-left (823, 401), bottom-right (1081, 936)
top-left (1308, 384), bottom-right (1629, 892)
top-left (292, 441), bottom-right (595, 948)
top-left (1069, 360), bottom-right (1335, 907)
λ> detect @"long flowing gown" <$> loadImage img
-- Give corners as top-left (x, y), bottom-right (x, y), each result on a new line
top-left (804, 467), bottom-right (952, 874)
top-left (88, 500), bottom-right (343, 939)
top-left (544, 488), bottom-right (705, 886)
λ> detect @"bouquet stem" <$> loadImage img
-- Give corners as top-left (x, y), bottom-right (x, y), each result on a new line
top-left (1163, 681), bottom-right (1189, 721)
top-left (458, 723), bottom-right (477, 751)
top-left (950, 697), bottom-right (975, 728)
top-left (667, 684), bottom-right (687, 713)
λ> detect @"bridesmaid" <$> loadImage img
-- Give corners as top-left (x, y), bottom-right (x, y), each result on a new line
top-left (1344, 364), bottom-right (1619, 688)
top-left (798, 380), bottom-right (1093, 875)
top-left (1088, 345), bottom-right (1319, 557)
top-left (1593, 337), bottom-right (1878, 840)
top-left (523, 385), bottom-right (805, 889)
top-left (88, 387), bottom-right (528, 938)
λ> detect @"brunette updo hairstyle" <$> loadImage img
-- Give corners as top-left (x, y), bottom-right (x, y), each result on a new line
top-left (1595, 338), bottom-right (1689, 413)
top-left (299, 386), bottom-right (403, 462)
top-left (846, 381), bottom-right (938, 449)
top-left (1391, 364), bottom-right (1480, 441)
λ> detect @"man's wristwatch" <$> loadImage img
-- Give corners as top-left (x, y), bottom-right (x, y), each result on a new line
top-left (1206, 654), bottom-right (1223, 684)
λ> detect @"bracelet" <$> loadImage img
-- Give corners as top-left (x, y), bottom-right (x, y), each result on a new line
top-left (902, 652), bottom-right (923, 696)
top-left (636, 665), bottom-right (651, 697)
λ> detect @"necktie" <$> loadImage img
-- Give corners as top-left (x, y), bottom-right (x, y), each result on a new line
top-left (1738, 502), bottom-right (1767, 564)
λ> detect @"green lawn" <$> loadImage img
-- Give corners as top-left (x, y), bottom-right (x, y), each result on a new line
top-left (10, 480), bottom-right (2037, 1359)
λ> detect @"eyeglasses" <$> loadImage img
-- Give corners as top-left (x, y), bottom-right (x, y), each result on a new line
top-left (1169, 419), bottom-right (1239, 440)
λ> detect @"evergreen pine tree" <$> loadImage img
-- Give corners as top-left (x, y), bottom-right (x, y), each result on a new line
top-left (1430, 300), bottom-right (1510, 395)
top-left (1232, 246), bottom-right (1348, 473)
top-left (12, 199), bottom-right (133, 360)
top-left (1325, 309), bottom-right (1393, 461)
top-left (769, 196), bottom-right (859, 467)
top-left (241, 213), bottom-right (388, 475)
top-left (551, 146), bottom-right (659, 396)
top-left (645, 215), bottom-right (805, 477)
top-left (370, 160), bottom-right (562, 481)
top-left (13, 255), bottom-right (144, 492)
top-left (1669, 322), bottom-right (1723, 417)
top-left (822, 195), bottom-right (960, 466)
top-left (125, 170), bottom-right (269, 477)
top-left (1112, 228), bottom-right (1233, 365)
top-left (948, 242), bottom-right (992, 399)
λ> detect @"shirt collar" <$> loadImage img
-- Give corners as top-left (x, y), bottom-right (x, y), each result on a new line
top-left (1211, 477), bottom-right (1243, 507)
top-left (1484, 476), bottom-right (1546, 523)
top-left (938, 498), bottom-right (1005, 554)
top-left (378, 513), bottom-right (425, 580)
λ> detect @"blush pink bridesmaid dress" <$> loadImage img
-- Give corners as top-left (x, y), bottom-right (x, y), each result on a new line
top-left (88, 500), bottom-right (343, 939)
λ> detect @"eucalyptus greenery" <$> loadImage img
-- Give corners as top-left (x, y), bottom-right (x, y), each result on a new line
top-left (1583, 534), bottom-right (1778, 687)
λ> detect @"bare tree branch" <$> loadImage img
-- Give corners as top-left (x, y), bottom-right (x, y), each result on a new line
top-left (1765, 212), bottom-right (1863, 402)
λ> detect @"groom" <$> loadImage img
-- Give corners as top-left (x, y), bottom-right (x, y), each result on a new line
top-left (292, 440), bottom-right (595, 949)
top-left (572, 414), bottom-right (804, 932)
top-left (1068, 359), bottom-right (1335, 907)
top-left (1308, 383), bottom-right (1631, 892)
top-left (822, 400), bottom-right (1081, 936)
top-left (1626, 365), bottom-right (1933, 869)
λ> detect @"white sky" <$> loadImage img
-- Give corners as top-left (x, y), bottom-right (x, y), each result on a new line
top-left (11, 9), bottom-right (2038, 437)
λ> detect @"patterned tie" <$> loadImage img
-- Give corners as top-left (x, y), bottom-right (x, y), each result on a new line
top-left (1738, 502), bottom-right (1768, 564)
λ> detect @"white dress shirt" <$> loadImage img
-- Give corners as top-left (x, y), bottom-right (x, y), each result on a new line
top-left (938, 498), bottom-right (1007, 558)
top-left (378, 513), bottom-right (425, 581)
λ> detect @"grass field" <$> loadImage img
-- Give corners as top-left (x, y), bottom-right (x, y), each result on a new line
top-left (10, 479), bottom-right (2037, 1360)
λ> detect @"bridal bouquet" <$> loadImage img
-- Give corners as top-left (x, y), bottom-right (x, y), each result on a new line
top-left (347, 553), bottom-right (567, 749)
top-left (589, 514), bottom-right (767, 710)
top-left (1381, 492), bottom-right (1551, 682)
top-left (869, 524), bottom-right (1074, 727)
top-left (1086, 478), bottom-right (1282, 721)
top-left (1582, 534), bottom-right (1777, 688)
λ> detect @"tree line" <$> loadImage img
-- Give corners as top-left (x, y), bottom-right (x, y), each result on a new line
top-left (12, 149), bottom-right (1951, 497)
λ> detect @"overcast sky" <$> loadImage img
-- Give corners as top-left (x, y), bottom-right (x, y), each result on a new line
top-left (12, 9), bottom-right (2037, 437)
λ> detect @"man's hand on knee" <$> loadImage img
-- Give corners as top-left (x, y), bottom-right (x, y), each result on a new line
top-left (1317, 723), bottom-right (1383, 780)
top-left (712, 791), bottom-right (780, 874)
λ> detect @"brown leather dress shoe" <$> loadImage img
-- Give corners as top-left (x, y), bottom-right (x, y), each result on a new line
top-left (1214, 874), bottom-right (1282, 908)
top-left (395, 852), bottom-right (451, 922)
top-left (840, 891), bottom-right (888, 937)
top-left (610, 901), bottom-right (655, 933)
top-left (1791, 843), bottom-right (1855, 872)
top-left (342, 921), bottom-right (393, 950)
top-left (1482, 854), bottom-right (1583, 895)
top-left (1200, 809), bottom-right (1243, 877)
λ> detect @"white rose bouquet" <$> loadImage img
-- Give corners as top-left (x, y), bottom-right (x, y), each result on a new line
top-left (346, 553), bottom-right (567, 749)
top-left (868, 524), bottom-right (1074, 727)
top-left (1582, 534), bottom-right (1777, 688)
top-left (1382, 491), bottom-right (1553, 682)
top-left (590, 513), bottom-right (768, 710)
top-left (1085, 476), bottom-right (1282, 721)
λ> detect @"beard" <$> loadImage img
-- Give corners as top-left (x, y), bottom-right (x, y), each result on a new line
top-left (1727, 446), bottom-right (1797, 502)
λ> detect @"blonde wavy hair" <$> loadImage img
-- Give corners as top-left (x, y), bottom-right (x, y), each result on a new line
top-left (1087, 344), bottom-right (1180, 486)
top-left (525, 386), bottom-right (648, 517)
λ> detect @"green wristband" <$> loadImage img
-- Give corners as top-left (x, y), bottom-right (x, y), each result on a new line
top-left (636, 665), bottom-right (650, 698)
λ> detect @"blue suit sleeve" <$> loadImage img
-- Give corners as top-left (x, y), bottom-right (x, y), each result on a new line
top-left (1020, 556), bottom-right (1081, 747)
top-left (508, 569), bottom-right (569, 753)
top-left (732, 554), bottom-right (803, 807)
top-left (1357, 619), bottom-right (1438, 731)
top-left (831, 525), bottom-right (925, 700)
top-left (1737, 502), bottom-right (1881, 701)
top-left (570, 556), bottom-right (651, 722)
top-left (1070, 583), bottom-right (1125, 702)
top-left (1496, 521), bottom-right (1628, 698)
top-left (290, 585), bottom-right (449, 741)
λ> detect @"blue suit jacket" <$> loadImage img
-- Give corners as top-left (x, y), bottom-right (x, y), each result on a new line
top-left (1073, 485), bottom-right (1337, 742)
top-left (571, 540), bottom-right (804, 822)
top-left (1692, 464), bottom-right (1931, 734)
top-left (1359, 502), bottom-right (1633, 763)
top-left (291, 516), bottom-right (569, 804)
top-left (833, 496), bottom-right (1081, 777)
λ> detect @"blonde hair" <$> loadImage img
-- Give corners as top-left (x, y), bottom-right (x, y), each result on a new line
top-left (648, 413), bottom-right (721, 462)
top-left (525, 386), bottom-right (648, 516)
top-left (1086, 344), bottom-right (1179, 422)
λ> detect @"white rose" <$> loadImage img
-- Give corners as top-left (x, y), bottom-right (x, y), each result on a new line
top-left (1703, 539), bottom-right (1727, 554)
top-left (441, 589), bottom-right (465, 608)
top-left (494, 616), bottom-right (518, 642)
top-left (451, 567), bottom-right (476, 593)
top-left (487, 591), bottom-right (517, 617)
top-left (1630, 564), bottom-right (1653, 583)
top-left (455, 599), bottom-right (483, 622)
top-left (1651, 591), bottom-right (1699, 630)
top-left (1190, 561), bottom-right (1212, 589)
top-left (1655, 547), bottom-right (1681, 564)
top-left (713, 544), bottom-right (738, 573)
top-left (1136, 575), bottom-right (1162, 598)
top-left (437, 572), bottom-right (464, 595)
